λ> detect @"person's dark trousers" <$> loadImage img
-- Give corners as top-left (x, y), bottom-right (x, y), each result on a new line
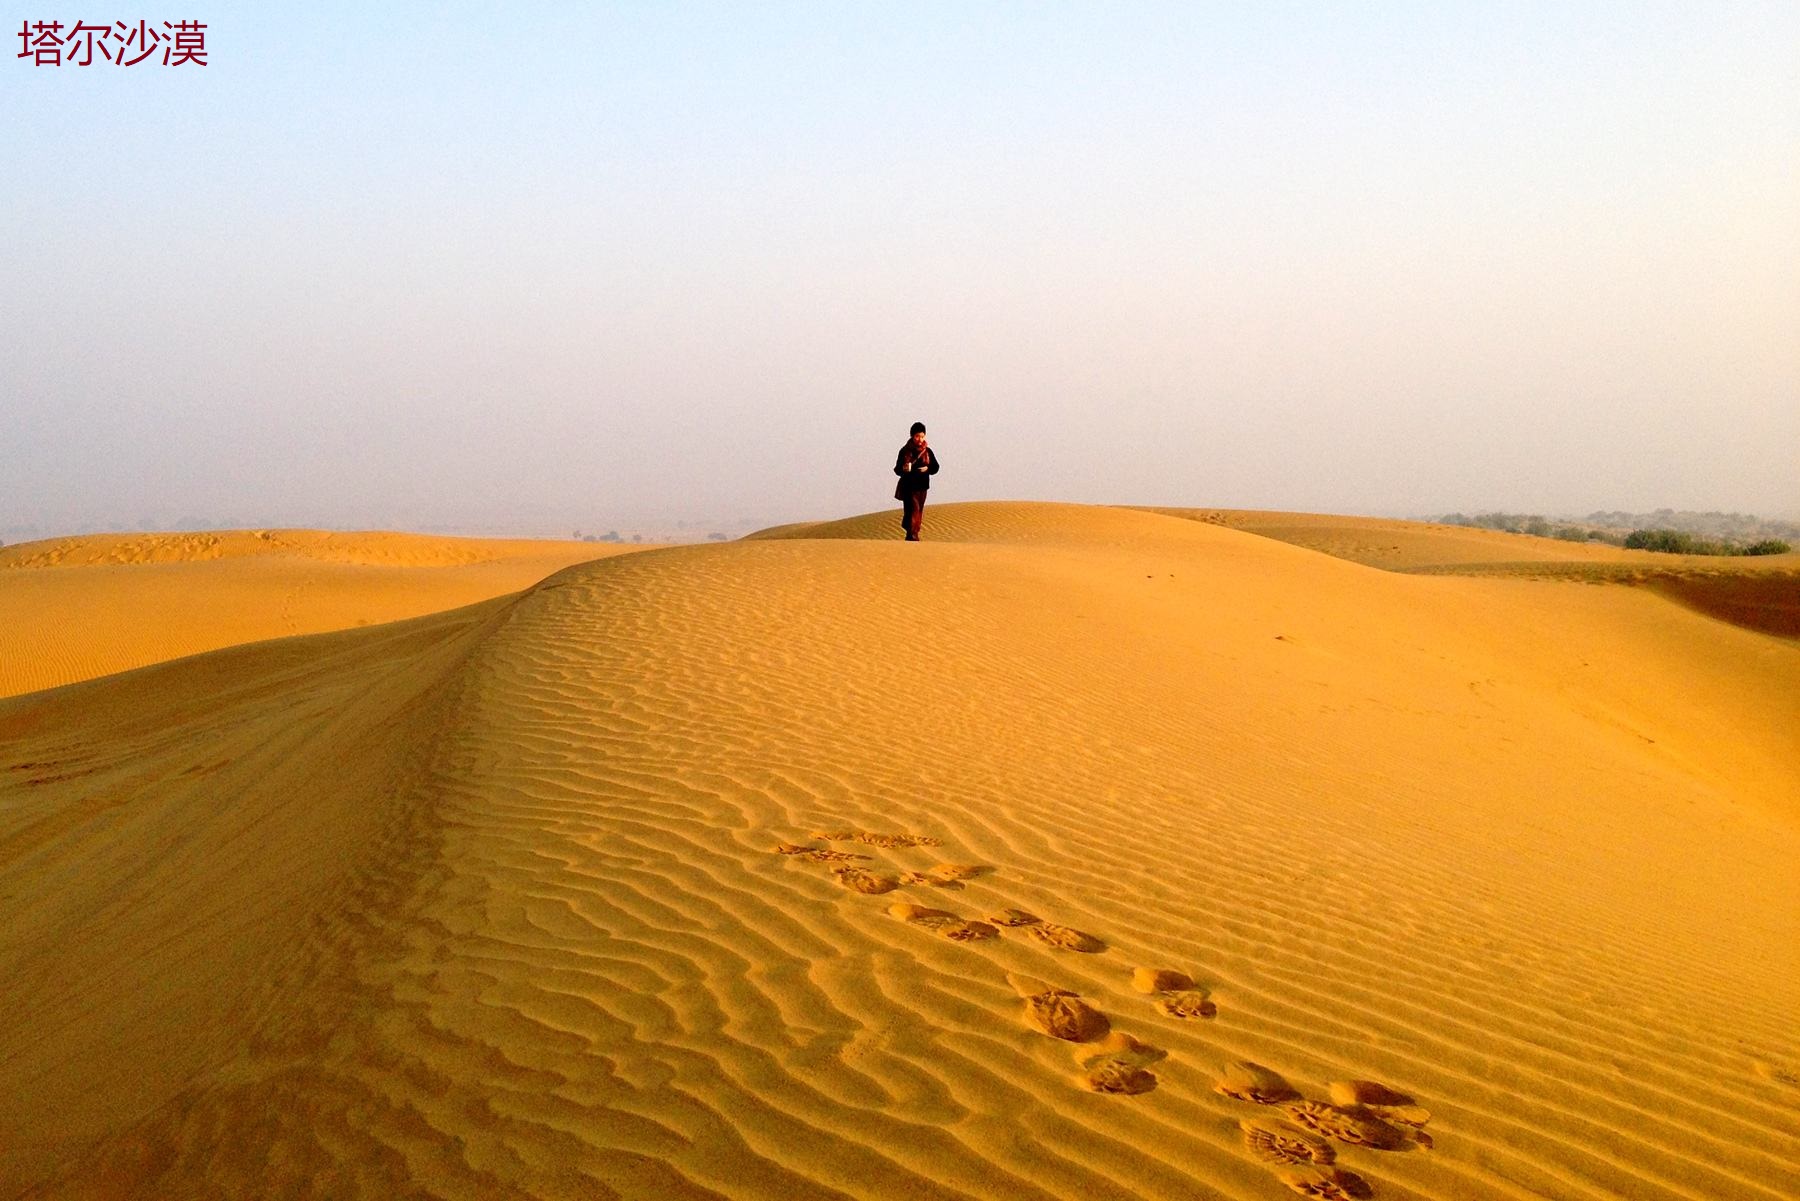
top-left (902, 491), bottom-right (927, 539)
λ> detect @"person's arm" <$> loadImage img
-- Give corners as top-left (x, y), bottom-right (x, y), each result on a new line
top-left (927, 450), bottom-right (940, 475)
top-left (895, 450), bottom-right (908, 477)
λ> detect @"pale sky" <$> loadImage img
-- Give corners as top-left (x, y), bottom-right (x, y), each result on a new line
top-left (4, 1), bottom-right (1796, 538)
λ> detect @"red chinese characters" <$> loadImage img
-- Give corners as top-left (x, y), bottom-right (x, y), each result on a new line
top-left (166, 17), bottom-right (203, 64)
top-left (15, 18), bottom-right (207, 65)
top-left (16, 19), bottom-right (65, 64)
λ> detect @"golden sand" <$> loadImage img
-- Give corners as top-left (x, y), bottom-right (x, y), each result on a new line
top-left (0, 529), bottom-right (639, 698)
top-left (2, 504), bottom-right (1796, 1199)
top-left (1139, 507), bottom-right (1800, 639)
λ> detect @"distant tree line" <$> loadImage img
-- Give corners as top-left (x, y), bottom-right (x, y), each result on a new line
top-left (1621, 529), bottom-right (1790, 556)
top-left (573, 528), bottom-right (728, 543)
top-left (1437, 511), bottom-right (1791, 556)
top-left (1437, 512), bottom-right (1605, 543)
top-left (1583, 509), bottom-right (1800, 543)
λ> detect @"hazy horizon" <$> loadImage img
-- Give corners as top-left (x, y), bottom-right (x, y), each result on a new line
top-left (5, 501), bottom-right (1799, 549)
top-left (5, 2), bottom-right (1796, 539)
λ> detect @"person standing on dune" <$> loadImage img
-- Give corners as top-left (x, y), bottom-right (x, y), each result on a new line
top-left (893, 422), bottom-right (940, 541)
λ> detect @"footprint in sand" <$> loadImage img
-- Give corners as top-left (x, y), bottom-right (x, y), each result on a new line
top-left (774, 842), bottom-right (871, 864)
top-left (987, 908), bottom-right (1041, 927)
top-left (1024, 923), bottom-right (1106, 954)
top-left (1132, 966), bottom-right (1216, 1019)
top-left (1213, 1061), bottom-right (1302, 1105)
top-left (1239, 1117), bottom-right (1335, 1166)
top-left (887, 902), bottom-right (997, 942)
top-left (1281, 1101), bottom-right (1409, 1150)
top-left (1272, 1164), bottom-right (1374, 1200)
top-left (1008, 973), bottom-right (1110, 1043)
top-left (898, 863), bottom-right (990, 889)
top-left (1327, 1080), bottom-right (1413, 1108)
top-left (830, 866), bottom-right (901, 895)
top-left (1327, 1080), bottom-right (1432, 1138)
top-left (812, 829), bottom-right (943, 849)
top-left (1074, 1032), bottom-right (1166, 1095)
top-left (1155, 991), bottom-right (1216, 1019)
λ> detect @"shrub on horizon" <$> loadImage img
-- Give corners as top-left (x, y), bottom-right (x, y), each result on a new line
top-left (1622, 528), bottom-right (1789, 555)
top-left (1626, 528), bottom-right (1710, 553)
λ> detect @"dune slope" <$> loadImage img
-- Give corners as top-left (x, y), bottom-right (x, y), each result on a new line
top-left (1130, 508), bottom-right (1652, 570)
top-left (1133, 508), bottom-right (1800, 641)
top-left (0, 529), bottom-right (638, 698)
top-left (2, 502), bottom-right (1796, 1201)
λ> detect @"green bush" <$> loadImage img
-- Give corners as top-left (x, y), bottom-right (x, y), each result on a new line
top-left (1625, 528), bottom-right (1705, 553)
top-left (1440, 512), bottom-right (1792, 553)
top-left (1625, 529), bottom-right (1790, 556)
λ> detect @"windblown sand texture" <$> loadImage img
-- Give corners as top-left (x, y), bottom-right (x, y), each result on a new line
top-left (0, 529), bottom-right (637, 697)
top-left (2, 501), bottom-right (1797, 1200)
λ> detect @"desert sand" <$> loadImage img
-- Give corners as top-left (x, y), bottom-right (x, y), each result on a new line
top-left (1138, 509), bottom-right (1800, 639)
top-left (1, 502), bottom-right (1796, 1200)
top-left (0, 529), bottom-right (639, 698)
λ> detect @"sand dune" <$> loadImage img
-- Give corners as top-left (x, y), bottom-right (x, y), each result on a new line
top-left (2, 502), bottom-right (1796, 1200)
top-left (1133, 508), bottom-right (1800, 640)
top-left (1133, 508), bottom-right (1656, 570)
top-left (0, 529), bottom-right (640, 698)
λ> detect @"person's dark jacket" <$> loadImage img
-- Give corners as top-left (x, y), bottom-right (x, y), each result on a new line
top-left (894, 444), bottom-right (940, 495)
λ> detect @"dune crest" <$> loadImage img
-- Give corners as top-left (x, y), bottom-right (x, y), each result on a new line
top-left (0, 528), bottom-right (640, 698)
top-left (1139, 506), bottom-right (1800, 639)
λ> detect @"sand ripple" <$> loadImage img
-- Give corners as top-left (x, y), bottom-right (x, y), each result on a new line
top-left (2, 504), bottom-right (1797, 1200)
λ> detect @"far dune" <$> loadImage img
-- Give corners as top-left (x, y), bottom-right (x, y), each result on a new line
top-left (1132, 507), bottom-right (1800, 639)
top-left (1134, 507), bottom-right (1795, 569)
top-left (0, 529), bottom-right (644, 698)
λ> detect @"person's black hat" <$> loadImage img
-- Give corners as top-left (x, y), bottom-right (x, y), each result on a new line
top-left (910, 422), bottom-right (926, 435)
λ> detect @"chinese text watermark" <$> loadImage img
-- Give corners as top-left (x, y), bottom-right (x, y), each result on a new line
top-left (17, 19), bottom-right (207, 66)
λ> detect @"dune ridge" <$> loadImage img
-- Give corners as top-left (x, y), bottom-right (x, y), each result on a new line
top-left (0, 529), bottom-right (640, 698)
top-left (0, 528), bottom-right (598, 570)
top-left (2, 502), bottom-right (1796, 1200)
top-left (1132, 507), bottom-right (1800, 640)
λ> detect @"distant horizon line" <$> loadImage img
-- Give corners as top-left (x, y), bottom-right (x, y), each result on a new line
top-left (4, 500), bottom-right (1798, 548)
